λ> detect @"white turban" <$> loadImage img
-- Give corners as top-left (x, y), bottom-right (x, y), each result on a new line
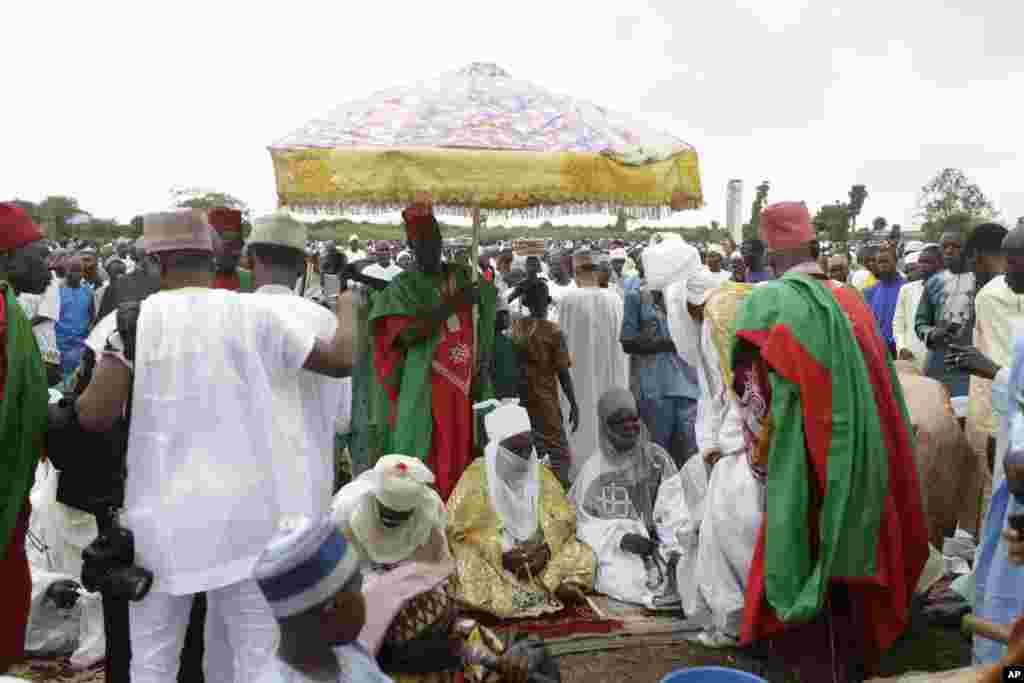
top-left (372, 454), bottom-right (434, 512)
top-left (484, 401), bottom-right (532, 443)
top-left (642, 239), bottom-right (701, 290)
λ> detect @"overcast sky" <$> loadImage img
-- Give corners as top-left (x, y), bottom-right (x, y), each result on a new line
top-left (2, 0), bottom-right (1021, 229)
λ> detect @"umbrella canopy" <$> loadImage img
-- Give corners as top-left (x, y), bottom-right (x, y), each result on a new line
top-left (269, 62), bottom-right (701, 218)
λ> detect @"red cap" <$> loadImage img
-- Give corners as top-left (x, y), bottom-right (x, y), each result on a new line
top-left (760, 201), bottom-right (814, 250)
top-left (402, 202), bottom-right (440, 241)
top-left (207, 207), bottom-right (243, 239)
top-left (0, 203), bottom-right (44, 251)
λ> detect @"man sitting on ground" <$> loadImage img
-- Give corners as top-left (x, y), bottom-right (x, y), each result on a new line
top-left (447, 401), bottom-right (595, 619)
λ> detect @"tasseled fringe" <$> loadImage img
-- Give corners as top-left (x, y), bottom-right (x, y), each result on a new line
top-left (278, 201), bottom-right (700, 222)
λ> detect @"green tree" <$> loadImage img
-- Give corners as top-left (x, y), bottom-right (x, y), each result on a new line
top-left (129, 215), bottom-right (145, 239)
top-left (847, 184), bottom-right (868, 234)
top-left (917, 168), bottom-right (997, 242)
top-left (813, 202), bottom-right (851, 252)
top-left (745, 180), bottom-right (771, 240)
top-left (170, 187), bottom-right (250, 220)
top-left (37, 195), bottom-right (83, 241)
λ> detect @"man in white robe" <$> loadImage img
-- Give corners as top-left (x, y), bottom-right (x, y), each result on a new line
top-left (248, 210), bottom-right (347, 519)
top-left (661, 245), bottom-right (761, 645)
top-left (570, 388), bottom-right (704, 609)
top-left (558, 252), bottom-right (628, 479)
top-left (893, 246), bottom-right (941, 371)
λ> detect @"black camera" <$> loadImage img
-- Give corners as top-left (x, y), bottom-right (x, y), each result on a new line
top-left (80, 508), bottom-right (153, 602)
top-left (46, 300), bottom-right (153, 602)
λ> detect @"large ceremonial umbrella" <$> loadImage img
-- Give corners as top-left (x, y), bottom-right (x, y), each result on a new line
top-left (269, 62), bottom-right (703, 469)
top-left (268, 62), bottom-right (703, 225)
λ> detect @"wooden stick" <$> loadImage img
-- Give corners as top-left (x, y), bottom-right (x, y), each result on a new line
top-left (963, 614), bottom-right (1011, 644)
top-left (585, 595), bottom-right (610, 621)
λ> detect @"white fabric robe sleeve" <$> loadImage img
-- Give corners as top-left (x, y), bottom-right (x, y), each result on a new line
top-left (688, 454), bottom-right (762, 637)
top-left (694, 319), bottom-right (745, 458)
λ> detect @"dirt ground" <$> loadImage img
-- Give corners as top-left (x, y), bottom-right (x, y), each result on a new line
top-left (9, 621), bottom-right (972, 683)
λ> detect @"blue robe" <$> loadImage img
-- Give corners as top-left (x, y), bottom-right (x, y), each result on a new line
top-left (865, 276), bottom-right (904, 351)
top-left (974, 336), bottom-right (1024, 664)
top-left (54, 285), bottom-right (93, 378)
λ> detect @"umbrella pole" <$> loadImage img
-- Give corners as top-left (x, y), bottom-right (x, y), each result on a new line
top-left (471, 207), bottom-right (481, 450)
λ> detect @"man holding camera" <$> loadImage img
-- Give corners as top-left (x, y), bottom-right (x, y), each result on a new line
top-left (0, 203), bottom-right (50, 673)
top-left (68, 209), bottom-right (356, 682)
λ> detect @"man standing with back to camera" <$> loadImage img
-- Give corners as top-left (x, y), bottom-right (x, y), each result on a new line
top-left (72, 209), bottom-right (356, 682)
top-left (0, 203), bottom-right (50, 673)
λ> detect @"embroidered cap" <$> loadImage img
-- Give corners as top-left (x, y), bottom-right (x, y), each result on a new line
top-left (143, 209), bottom-right (214, 255)
top-left (253, 515), bottom-right (360, 619)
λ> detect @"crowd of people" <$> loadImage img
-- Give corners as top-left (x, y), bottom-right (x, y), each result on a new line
top-left (4, 196), bottom-right (1024, 683)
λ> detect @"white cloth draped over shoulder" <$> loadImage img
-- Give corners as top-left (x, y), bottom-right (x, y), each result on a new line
top-left (484, 441), bottom-right (542, 551)
top-left (118, 289), bottom-right (317, 595)
top-left (558, 289), bottom-right (628, 478)
top-left (694, 318), bottom-right (745, 459)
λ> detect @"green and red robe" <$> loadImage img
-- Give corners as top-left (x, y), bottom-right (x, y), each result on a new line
top-left (730, 272), bottom-right (928, 675)
top-left (370, 265), bottom-right (496, 500)
top-left (0, 282), bottom-right (47, 669)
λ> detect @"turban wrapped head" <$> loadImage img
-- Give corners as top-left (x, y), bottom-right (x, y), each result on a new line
top-left (402, 203), bottom-right (440, 241)
top-left (760, 202), bottom-right (814, 251)
top-left (0, 203), bottom-right (44, 251)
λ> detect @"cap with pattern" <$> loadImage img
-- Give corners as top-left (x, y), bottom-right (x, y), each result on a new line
top-left (253, 515), bottom-right (360, 619)
top-left (143, 209), bottom-right (214, 255)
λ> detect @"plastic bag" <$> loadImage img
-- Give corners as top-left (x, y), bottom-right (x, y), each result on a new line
top-left (25, 569), bottom-right (81, 656)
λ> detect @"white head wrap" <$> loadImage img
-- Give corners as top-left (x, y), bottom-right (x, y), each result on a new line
top-left (642, 239), bottom-right (701, 290)
top-left (648, 240), bottom-right (713, 371)
top-left (484, 401), bottom-right (532, 443)
top-left (347, 455), bottom-right (445, 565)
top-left (483, 404), bottom-right (541, 549)
top-left (372, 454), bottom-right (434, 512)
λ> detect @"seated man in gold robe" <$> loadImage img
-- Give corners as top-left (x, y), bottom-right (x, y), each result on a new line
top-left (447, 401), bottom-right (596, 619)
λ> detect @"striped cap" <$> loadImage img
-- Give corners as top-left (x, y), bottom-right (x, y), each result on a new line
top-left (253, 516), bottom-right (360, 619)
top-left (143, 209), bottom-right (214, 255)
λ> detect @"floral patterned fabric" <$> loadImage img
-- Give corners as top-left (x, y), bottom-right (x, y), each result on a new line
top-left (270, 63), bottom-right (702, 217)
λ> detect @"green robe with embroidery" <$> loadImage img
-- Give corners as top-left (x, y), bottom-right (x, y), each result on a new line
top-left (369, 265), bottom-right (496, 464)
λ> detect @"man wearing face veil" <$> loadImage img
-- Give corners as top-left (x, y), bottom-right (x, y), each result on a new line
top-left (370, 202), bottom-right (497, 500)
top-left (570, 388), bottom-right (706, 609)
top-left (447, 402), bottom-right (595, 619)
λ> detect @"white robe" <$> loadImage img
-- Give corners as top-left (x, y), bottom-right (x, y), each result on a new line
top-left (685, 454), bottom-right (762, 639)
top-left (558, 288), bottom-right (629, 479)
top-left (694, 319), bottom-right (745, 459)
top-left (570, 452), bottom-right (706, 608)
top-left (893, 280), bottom-right (927, 371)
